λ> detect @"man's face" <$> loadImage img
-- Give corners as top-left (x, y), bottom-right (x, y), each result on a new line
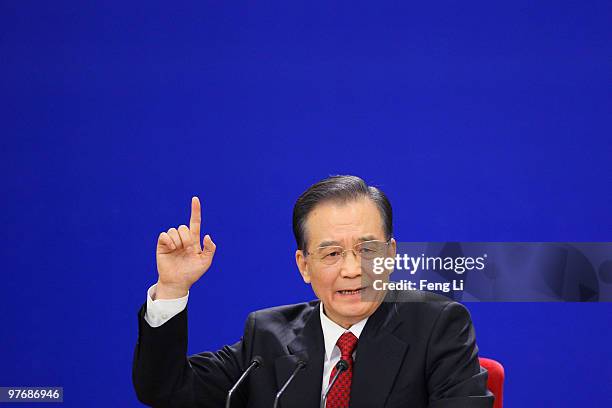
top-left (295, 198), bottom-right (396, 328)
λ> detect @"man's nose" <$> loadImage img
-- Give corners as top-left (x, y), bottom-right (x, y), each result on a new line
top-left (339, 250), bottom-right (362, 278)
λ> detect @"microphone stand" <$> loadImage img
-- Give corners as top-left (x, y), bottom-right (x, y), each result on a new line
top-left (273, 360), bottom-right (307, 408)
top-left (321, 359), bottom-right (349, 408)
top-left (225, 356), bottom-right (263, 408)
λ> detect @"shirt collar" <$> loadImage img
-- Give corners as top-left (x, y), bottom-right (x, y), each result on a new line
top-left (319, 302), bottom-right (369, 361)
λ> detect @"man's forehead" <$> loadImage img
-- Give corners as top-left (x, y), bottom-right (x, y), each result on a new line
top-left (305, 199), bottom-right (385, 245)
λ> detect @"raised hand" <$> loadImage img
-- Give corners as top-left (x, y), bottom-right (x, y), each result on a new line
top-left (155, 197), bottom-right (216, 299)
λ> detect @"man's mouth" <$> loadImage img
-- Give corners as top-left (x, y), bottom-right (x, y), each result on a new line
top-left (336, 287), bottom-right (367, 295)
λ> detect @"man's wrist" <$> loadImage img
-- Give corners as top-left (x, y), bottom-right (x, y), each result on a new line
top-left (154, 281), bottom-right (189, 300)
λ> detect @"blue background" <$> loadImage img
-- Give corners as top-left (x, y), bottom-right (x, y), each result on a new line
top-left (1, 1), bottom-right (611, 406)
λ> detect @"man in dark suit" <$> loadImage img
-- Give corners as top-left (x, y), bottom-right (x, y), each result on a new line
top-left (133, 175), bottom-right (493, 407)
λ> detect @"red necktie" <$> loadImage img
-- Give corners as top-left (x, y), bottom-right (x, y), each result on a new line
top-left (326, 331), bottom-right (359, 408)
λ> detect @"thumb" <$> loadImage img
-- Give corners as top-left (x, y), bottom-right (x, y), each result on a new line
top-left (202, 234), bottom-right (216, 256)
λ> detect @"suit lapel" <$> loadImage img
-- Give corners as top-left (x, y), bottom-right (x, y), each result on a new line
top-left (350, 298), bottom-right (410, 408)
top-left (272, 296), bottom-right (409, 408)
top-left (274, 302), bottom-right (324, 408)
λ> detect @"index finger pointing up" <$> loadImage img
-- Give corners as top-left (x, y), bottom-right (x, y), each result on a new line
top-left (190, 196), bottom-right (202, 249)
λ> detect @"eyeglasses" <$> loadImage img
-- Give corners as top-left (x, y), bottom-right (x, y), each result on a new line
top-left (305, 239), bottom-right (391, 266)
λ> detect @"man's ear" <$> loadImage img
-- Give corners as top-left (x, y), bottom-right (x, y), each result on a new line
top-left (389, 238), bottom-right (397, 258)
top-left (295, 249), bottom-right (312, 284)
top-left (388, 238), bottom-right (397, 274)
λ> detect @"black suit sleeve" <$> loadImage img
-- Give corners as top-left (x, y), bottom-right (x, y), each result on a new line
top-left (132, 303), bottom-right (255, 407)
top-left (425, 302), bottom-right (494, 408)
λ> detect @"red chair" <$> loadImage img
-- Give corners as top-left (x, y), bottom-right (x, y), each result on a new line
top-left (479, 357), bottom-right (504, 408)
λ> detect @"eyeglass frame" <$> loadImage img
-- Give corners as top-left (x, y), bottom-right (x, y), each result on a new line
top-left (303, 238), bottom-right (393, 266)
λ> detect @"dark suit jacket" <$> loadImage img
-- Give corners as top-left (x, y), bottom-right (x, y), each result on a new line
top-left (133, 290), bottom-right (494, 407)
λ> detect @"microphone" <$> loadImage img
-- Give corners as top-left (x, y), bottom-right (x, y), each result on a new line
top-left (322, 359), bottom-right (349, 408)
top-left (225, 356), bottom-right (263, 408)
top-left (273, 360), bottom-right (307, 408)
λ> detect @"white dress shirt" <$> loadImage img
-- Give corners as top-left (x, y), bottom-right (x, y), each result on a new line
top-left (144, 284), bottom-right (189, 327)
top-left (144, 284), bottom-right (369, 404)
top-left (318, 303), bottom-right (368, 402)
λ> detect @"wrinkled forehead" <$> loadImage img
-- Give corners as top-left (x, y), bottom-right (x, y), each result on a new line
top-left (304, 198), bottom-right (386, 248)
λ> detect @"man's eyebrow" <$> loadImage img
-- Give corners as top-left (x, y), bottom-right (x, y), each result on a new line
top-left (357, 235), bottom-right (378, 242)
top-left (317, 240), bottom-right (341, 248)
top-left (316, 235), bottom-right (380, 247)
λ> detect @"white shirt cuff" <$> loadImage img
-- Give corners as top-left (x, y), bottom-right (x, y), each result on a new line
top-left (143, 283), bottom-right (189, 328)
